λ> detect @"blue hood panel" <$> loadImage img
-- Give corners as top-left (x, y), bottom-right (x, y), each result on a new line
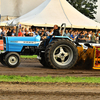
top-left (5, 35), bottom-right (41, 52)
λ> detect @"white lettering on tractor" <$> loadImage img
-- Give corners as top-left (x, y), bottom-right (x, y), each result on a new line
top-left (11, 41), bottom-right (40, 44)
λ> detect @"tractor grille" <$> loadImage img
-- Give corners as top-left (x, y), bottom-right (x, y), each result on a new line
top-left (3, 37), bottom-right (6, 50)
top-left (3, 37), bottom-right (6, 44)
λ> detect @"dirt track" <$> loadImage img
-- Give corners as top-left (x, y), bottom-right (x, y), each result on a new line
top-left (0, 82), bottom-right (100, 100)
top-left (0, 58), bottom-right (100, 77)
top-left (0, 58), bottom-right (100, 100)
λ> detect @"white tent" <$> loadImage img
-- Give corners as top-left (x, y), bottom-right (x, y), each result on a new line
top-left (3, 0), bottom-right (100, 29)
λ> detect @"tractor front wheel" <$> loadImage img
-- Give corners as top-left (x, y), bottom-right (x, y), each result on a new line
top-left (5, 52), bottom-right (20, 68)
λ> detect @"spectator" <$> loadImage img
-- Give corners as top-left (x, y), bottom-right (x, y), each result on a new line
top-left (40, 31), bottom-right (47, 39)
top-left (72, 33), bottom-right (76, 41)
top-left (30, 28), bottom-right (35, 36)
top-left (91, 32), bottom-right (96, 43)
top-left (98, 31), bottom-right (100, 36)
top-left (35, 28), bottom-right (41, 35)
top-left (24, 30), bottom-right (29, 36)
top-left (6, 28), bottom-right (10, 33)
top-left (75, 31), bottom-right (81, 42)
top-left (0, 27), bottom-right (2, 39)
top-left (84, 31), bottom-right (88, 36)
top-left (44, 29), bottom-right (49, 36)
top-left (1, 29), bottom-right (6, 38)
top-left (69, 29), bottom-right (72, 34)
top-left (12, 30), bottom-right (16, 37)
top-left (41, 28), bottom-right (45, 32)
top-left (32, 29), bottom-right (35, 34)
top-left (49, 29), bottom-right (53, 35)
top-left (40, 31), bottom-right (44, 37)
top-left (70, 31), bottom-right (75, 40)
top-left (2, 27), bottom-right (5, 31)
top-left (25, 28), bottom-right (28, 32)
top-left (28, 28), bottom-right (31, 34)
top-left (96, 32), bottom-right (99, 43)
top-left (64, 30), bottom-right (70, 37)
top-left (74, 32), bottom-right (78, 41)
top-left (0, 27), bottom-right (2, 34)
top-left (60, 28), bottom-right (64, 36)
top-left (11, 26), bottom-right (16, 33)
top-left (21, 27), bottom-right (25, 35)
top-left (18, 29), bottom-right (23, 37)
top-left (77, 32), bottom-right (86, 42)
top-left (88, 31), bottom-right (92, 40)
top-left (85, 33), bottom-right (90, 42)
top-left (29, 33), bottom-right (34, 37)
top-left (7, 29), bottom-right (12, 36)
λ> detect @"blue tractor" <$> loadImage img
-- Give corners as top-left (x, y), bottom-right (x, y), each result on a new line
top-left (0, 24), bottom-right (78, 68)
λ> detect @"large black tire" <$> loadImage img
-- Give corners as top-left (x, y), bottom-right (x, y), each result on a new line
top-left (38, 41), bottom-right (50, 68)
top-left (5, 52), bottom-right (21, 68)
top-left (45, 39), bottom-right (78, 69)
top-left (39, 53), bottom-right (47, 67)
top-left (0, 54), bottom-right (6, 66)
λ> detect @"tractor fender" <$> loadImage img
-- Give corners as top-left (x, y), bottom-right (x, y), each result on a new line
top-left (49, 36), bottom-right (72, 43)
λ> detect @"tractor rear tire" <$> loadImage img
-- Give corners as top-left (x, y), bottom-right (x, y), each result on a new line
top-left (45, 39), bottom-right (78, 69)
top-left (38, 40), bottom-right (51, 68)
top-left (39, 53), bottom-right (46, 67)
top-left (39, 53), bottom-right (51, 68)
top-left (5, 52), bottom-right (20, 68)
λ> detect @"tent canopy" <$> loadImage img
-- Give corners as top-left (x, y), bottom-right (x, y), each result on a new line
top-left (2, 0), bottom-right (100, 29)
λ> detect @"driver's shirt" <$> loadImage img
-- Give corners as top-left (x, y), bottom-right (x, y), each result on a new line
top-left (53, 29), bottom-right (61, 36)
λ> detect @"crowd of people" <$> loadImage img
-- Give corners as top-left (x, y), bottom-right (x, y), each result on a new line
top-left (0, 25), bottom-right (100, 43)
top-left (64, 29), bottom-right (100, 43)
top-left (0, 26), bottom-right (54, 39)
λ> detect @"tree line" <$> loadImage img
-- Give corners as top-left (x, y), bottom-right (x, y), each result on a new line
top-left (66, 0), bottom-right (98, 19)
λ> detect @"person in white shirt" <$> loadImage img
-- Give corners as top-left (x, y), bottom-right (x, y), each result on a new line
top-left (0, 27), bottom-right (2, 35)
top-left (12, 30), bottom-right (16, 37)
top-left (0, 27), bottom-right (2, 39)
top-left (88, 31), bottom-right (92, 38)
top-left (29, 28), bottom-right (35, 36)
top-left (21, 27), bottom-right (25, 35)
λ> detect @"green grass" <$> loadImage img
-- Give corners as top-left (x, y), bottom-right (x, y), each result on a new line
top-left (1, 50), bottom-right (37, 59)
top-left (0, 75), bottom-right (100, 83)
top-left (20, 55), bottom-right (37, 58)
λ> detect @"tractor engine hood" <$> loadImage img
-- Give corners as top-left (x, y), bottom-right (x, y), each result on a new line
top-left (3, 35), bottom-right (41, 52)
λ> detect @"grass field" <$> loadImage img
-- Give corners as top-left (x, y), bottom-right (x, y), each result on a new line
top-left (20, 55), bottom-right (37, 58)
top-left (0, 75), bottom-right (100, 83)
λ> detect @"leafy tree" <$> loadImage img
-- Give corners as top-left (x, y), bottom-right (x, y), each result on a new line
top-left (66, 0), bottom-right (98, 19)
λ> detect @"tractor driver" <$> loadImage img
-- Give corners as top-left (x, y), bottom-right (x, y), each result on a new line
top-left (53, 25), bottom-right (61, 36)
top-left (40, 25), bottom-right (61, 48)
top-left (41, 25), bottom-right (60, 40)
